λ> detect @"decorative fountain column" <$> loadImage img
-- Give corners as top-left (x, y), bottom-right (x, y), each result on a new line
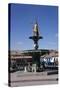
top-left (29, 21), bottom-right (43, 72)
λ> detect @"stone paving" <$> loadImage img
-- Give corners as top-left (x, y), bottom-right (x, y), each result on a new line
top-left (10, 71), bottom-right (58, 87)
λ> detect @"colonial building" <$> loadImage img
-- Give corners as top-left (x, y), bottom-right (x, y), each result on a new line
top-left (9, 50), bottom-right (58, 72)
top-left (40, 50), bottom-right (58, 68)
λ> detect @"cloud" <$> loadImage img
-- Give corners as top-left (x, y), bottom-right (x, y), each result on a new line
top-left (48, 42), bottom-right (56, 45)
top-left (17, 41), bottom-right (23, 45)
top-left (55, 33), bottom-right (58, 37)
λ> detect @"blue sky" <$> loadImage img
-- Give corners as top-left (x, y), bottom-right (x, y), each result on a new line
top-left (10, 4), bottom-right (58, 50)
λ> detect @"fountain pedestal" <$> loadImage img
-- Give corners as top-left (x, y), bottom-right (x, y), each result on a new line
top-left (32, 51), bottom-right (40, 72)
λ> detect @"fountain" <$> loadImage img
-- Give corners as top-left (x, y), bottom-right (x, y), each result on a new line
top-left (29, 21), bottom-right (43, 72)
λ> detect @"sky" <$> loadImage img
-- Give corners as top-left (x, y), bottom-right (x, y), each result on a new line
top-left (9, 3), bottom-right (58, 51)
